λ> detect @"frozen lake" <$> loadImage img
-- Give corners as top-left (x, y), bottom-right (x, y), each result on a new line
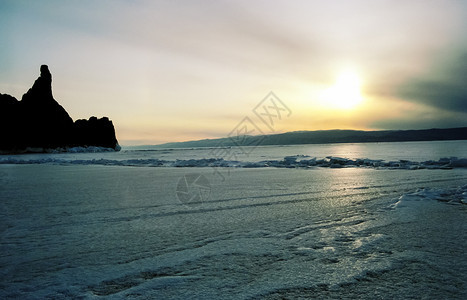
top-left (1, 141), bottom-right (466, 299)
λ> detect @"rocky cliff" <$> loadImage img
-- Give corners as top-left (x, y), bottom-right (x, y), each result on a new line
top-left (0, 65), bottom-right (120, 153)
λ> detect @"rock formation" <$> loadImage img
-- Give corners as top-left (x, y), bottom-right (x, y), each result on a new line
top-left (0, 65), bottom-right (120, 153)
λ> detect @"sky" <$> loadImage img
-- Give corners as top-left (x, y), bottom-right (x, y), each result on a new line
top-left (1, 0), bottom-right (466, 145)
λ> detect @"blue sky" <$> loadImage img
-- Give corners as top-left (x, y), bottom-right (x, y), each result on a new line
top-left (1, 0), bottom-right (466, 145)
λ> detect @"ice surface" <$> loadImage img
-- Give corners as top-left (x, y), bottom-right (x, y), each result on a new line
top-left (1, 164), bottom-right (466, 299)
top-left (1, 142), bottom-right (467, 298)
top-left (394, 185), bottom-right (467, 206)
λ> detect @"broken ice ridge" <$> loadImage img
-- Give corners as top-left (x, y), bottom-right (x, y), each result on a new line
top-left (1, 155), bottom-right (466, 169)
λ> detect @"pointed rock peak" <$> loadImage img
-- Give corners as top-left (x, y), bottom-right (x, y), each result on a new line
top-left (22, 64), bottom-right (54, 102)
top-left (40, 65), bottom-right (51, 80)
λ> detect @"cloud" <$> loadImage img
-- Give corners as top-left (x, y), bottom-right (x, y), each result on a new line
top-left (398, 49), bottom-right (467, 113)
top-left (2, 0), bottom-right (467, 142)
top-left (370, 106), bottom-right (467, 130)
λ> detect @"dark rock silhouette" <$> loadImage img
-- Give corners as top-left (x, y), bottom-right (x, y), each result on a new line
top-left (0, 65), bottom-right (119, 153)
top-left (74, 116), bottom-right (119, 150)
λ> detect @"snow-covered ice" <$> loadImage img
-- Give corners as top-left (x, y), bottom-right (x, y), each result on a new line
top-left (1, 141), bottom-right (466, 299)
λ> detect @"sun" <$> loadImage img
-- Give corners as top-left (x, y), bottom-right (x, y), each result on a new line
top-left (320, 69), bottom-right (363, 109)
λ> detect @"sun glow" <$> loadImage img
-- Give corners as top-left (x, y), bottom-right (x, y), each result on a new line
top-left (320, 69), bottom-right (363, 109)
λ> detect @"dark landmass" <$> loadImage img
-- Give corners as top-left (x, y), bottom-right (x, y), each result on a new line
top-left (157, 127), bottom-right (467, 149)
top-left (0, 65), bottom-right (119, 154)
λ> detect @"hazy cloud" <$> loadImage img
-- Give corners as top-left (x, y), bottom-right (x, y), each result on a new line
top-left (2, 0), bottom-right (467, 143)
top-left (370, 100), bottom-right (467, 130)
top-left (398, 50), bottom-right (467, 112)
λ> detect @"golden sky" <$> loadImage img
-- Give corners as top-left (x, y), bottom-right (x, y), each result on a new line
top-left (1, 0), bottom-right (467, 145)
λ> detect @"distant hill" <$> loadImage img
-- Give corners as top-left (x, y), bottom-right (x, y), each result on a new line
top-left (156, 127), bottom-right (467, 148)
